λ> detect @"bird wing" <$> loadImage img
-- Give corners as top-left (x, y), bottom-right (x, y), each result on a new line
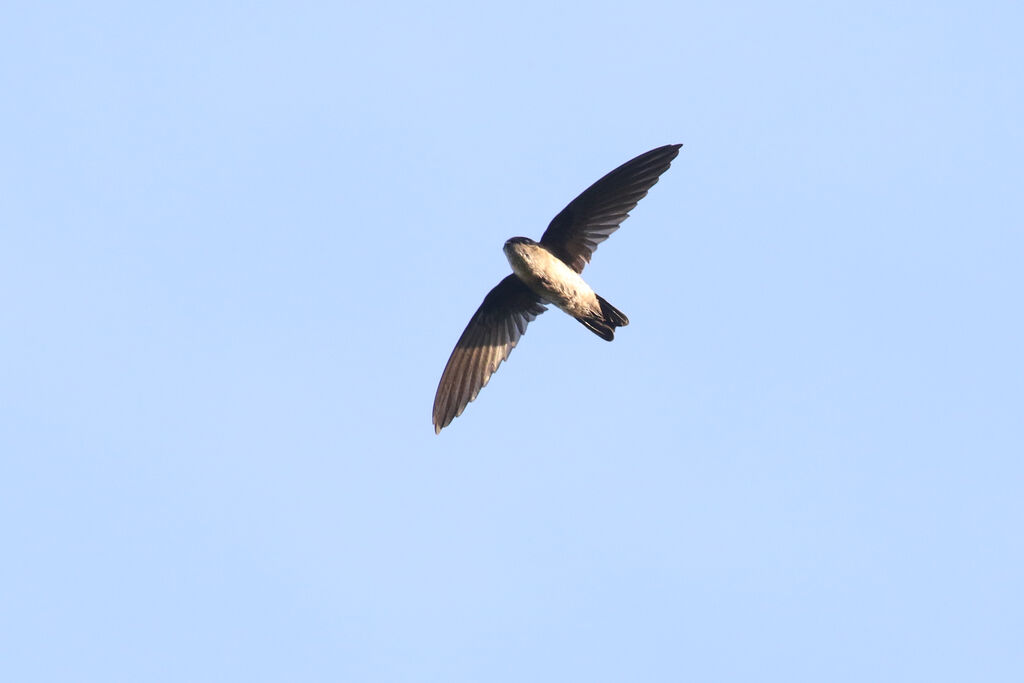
top-left (433, 274), bottom-right (547, 433)
top-left (539, 144), bottom-right (681, 273)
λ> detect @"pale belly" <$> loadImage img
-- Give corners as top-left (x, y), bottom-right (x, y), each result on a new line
top-left (505, 243), bottom-right (599, 317)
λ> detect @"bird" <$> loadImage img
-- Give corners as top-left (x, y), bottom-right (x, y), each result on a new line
top-left (432, 144), bottom-right (682, 434)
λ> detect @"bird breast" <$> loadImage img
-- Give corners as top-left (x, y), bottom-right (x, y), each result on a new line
top-left (503, 242), bottom-right (599, 316)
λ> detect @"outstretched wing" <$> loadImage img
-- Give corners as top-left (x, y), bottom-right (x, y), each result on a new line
top-left (433, 275), bottom-right (547, 433)
top-left (540, 144), bottom-right (681, 273)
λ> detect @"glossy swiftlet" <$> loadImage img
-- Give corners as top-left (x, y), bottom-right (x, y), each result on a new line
top-left (432, 144), bottom-right (682, 434)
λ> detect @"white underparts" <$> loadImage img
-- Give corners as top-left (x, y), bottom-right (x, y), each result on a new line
top-left (504, 242), bottom-right (600, 317)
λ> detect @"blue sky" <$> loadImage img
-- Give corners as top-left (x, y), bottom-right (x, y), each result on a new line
top-left (2, 1), bottom-right (1022, 681)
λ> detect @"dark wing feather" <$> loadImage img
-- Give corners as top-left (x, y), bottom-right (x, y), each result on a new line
top-left (432, 275), bottom-right (546, 433)
top-left (540, 144), bottom-right (681, 273)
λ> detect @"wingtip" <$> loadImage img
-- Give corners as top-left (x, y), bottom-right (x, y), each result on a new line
top-left (649, 143), bottom-right (682, 162)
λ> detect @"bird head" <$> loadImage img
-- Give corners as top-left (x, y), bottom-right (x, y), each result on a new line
top-left (503, 236), bottom-right (535, 254)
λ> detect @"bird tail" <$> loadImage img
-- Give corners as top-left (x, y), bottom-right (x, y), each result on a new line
top-left (576, 296), bottom-right (629, 342)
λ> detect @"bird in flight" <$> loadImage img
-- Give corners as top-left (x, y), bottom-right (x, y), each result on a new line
top-left (432, 144), bottom-right (682, 434)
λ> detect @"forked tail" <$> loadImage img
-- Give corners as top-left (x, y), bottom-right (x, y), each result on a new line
top-left (575, 295), bottom-right (630, 341)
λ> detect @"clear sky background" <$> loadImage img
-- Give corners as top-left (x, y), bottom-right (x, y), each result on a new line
top-left (2, 2), bottom-right (1022, 681)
